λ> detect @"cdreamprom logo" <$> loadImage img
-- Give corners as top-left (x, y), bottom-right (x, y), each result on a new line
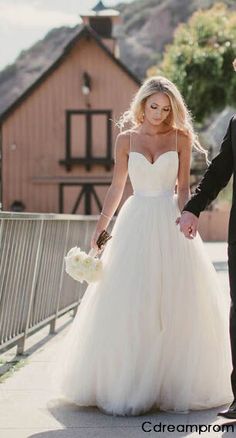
top-left (141, 421), bottom-right (235, 434)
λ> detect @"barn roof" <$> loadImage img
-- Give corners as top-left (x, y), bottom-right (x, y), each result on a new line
top-left (0, 25), bottom-right (140, 123)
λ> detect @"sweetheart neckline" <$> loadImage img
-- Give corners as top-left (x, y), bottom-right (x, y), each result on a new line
top-left (129, 150), bottom-right (178, 166)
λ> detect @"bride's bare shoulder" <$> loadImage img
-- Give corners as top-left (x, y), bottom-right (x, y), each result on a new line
top-left (116, 129), bottom-right (135, 153)
top-left (115, 129), bottom-right (136, 156)
top-left (116, 129), bottom-right (138, 141)
top-left (176, 129), bottom-right (192, 152)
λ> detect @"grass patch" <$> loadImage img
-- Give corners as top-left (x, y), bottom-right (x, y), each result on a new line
top-left (0, 357), bottom-right (29, 383)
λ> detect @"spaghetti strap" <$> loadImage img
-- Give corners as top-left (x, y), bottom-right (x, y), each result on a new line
top-left (129, 130), bottom-right (133, 153)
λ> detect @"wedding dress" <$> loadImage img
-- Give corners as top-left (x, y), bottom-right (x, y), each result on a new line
top-left (51, 131), bottom-right (233, 416)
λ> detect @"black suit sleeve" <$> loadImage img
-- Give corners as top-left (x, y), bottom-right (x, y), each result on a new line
top-left (183, 116), bottom-right (234, 217)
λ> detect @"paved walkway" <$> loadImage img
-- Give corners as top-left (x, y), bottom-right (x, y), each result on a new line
top-left (0, 243), bottom-right (235, 438)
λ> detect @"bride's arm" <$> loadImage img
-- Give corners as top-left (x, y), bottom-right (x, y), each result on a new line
top-left (90, 132), bottom-right (129, 250)
top-left (176, 133), bottom-right (192, 212)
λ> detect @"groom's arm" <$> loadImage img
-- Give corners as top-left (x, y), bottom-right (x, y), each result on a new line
top-left (183, 115), bottom-right (234, 217)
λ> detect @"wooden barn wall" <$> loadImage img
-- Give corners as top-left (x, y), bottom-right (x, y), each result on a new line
top-left (2, 36), bottom-right (138, 213)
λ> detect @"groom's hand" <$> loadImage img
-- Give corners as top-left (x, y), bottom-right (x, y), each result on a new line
top-left (176, 211), bottom-right (199, 239)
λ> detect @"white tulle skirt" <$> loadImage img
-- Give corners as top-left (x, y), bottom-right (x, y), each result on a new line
top-left (50, 193), bottom-right (233, 415)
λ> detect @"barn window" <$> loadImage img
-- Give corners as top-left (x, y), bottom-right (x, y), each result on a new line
top-left (59, 109), bottom-right (113, 172)
top-left (89, 17), bottom-right (112, 38)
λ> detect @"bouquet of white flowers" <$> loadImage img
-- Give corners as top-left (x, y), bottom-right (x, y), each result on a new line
top-left (64, 230), bottom-right (112, 284)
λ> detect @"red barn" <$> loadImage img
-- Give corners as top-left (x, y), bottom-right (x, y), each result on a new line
top-left (0, 1), bottom-right (140, 214)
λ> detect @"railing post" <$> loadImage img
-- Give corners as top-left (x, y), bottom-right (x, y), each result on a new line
top-left (72, 305), bottom-right (79, 317)
top-left (50, 220), bottom-right (70, 334)
top-left (17, 220), bottom-right (44, 355)
top-left (49, 319), bottom-right (56, 334)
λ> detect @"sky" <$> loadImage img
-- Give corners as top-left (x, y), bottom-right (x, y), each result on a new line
top-left (0, 0), bottom-right (134, 71)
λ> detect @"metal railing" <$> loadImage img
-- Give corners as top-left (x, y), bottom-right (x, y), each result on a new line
top-left (0, 212), bottom-right (114, 355)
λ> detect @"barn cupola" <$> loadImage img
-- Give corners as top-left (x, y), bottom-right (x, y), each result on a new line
top-left (80, 1), bottom-right (121, 57)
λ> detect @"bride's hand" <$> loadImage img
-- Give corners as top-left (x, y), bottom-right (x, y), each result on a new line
top-left (178, 211), bottom-right (198, 239)
top-left (90, 229), bottom-right (104, 252)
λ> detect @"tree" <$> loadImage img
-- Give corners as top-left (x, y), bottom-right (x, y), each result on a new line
top-left (148, 3), bottom-right (236, 122)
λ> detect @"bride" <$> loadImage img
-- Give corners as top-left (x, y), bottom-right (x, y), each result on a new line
top-left (52, 76), bottom-right (233, 416)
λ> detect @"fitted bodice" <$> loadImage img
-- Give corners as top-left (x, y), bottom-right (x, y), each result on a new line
top-left (128, 150), bottom-right (179, 197)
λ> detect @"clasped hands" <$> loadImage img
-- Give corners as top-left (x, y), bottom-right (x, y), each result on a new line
top-left (176, 211), bottom-right (199, 240)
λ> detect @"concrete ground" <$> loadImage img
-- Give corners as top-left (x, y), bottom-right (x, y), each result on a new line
top-left (0, 242), bottom-right (235, 438)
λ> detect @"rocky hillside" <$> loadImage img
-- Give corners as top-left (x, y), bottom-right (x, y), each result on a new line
top-left (115, 0), bottom-right (236, 77)
top-left (0, 0), bottom-right (235, 116)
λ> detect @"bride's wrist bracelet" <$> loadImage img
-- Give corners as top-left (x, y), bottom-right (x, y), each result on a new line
top-left (100, 211), bottom-right (112, 220)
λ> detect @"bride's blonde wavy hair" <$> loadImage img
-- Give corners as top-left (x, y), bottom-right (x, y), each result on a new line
top-left (117, 75), bottom-right (208, 160)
